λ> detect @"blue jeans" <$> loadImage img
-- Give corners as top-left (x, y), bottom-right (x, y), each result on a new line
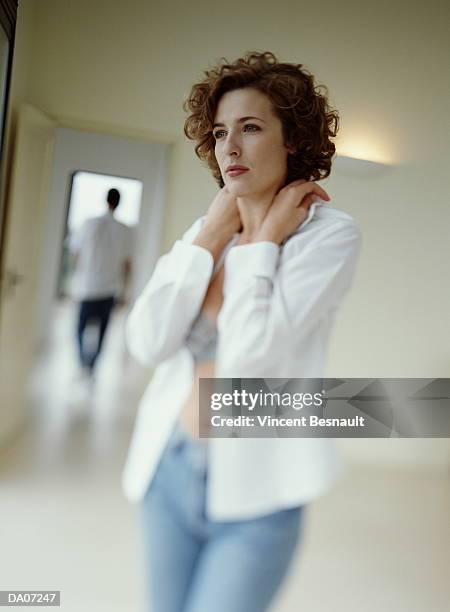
top-left (140, 424), bottom-right (305, 612)
top-left (76, 296), bottom-right (115, 370)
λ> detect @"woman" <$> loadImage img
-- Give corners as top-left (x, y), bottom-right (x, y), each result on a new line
top-left (123, 51), bottom-right (361, 611)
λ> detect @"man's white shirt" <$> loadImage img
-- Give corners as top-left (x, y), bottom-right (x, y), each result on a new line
top-left (69, 211), bottom-right (133, 300)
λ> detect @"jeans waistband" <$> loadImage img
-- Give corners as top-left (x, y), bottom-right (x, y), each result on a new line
top-left (166, 422), bottom-right (208, 473)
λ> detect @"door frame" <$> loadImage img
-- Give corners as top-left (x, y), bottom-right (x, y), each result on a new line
top-left (0, 0), bottom-right (18, 278)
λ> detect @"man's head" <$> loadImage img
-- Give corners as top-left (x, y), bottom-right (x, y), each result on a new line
top-left (107, 188), bottom-right (121, 211)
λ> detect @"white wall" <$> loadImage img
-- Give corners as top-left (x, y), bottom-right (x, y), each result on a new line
top-left (35, 127), bottom-right (169, 347)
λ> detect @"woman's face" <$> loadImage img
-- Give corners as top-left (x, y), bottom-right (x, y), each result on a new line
top-left (213, 87), bottom-right (293, 197)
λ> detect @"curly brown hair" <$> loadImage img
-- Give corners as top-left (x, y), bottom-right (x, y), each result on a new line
top-left (183, 51), bottom-right (339, 188)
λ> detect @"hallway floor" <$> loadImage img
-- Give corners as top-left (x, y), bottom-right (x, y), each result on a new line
top-left (1, 301), bottom-right (449, 611)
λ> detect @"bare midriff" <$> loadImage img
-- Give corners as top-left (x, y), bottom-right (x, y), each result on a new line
top-left (178, 359), bottom-right (215, 444)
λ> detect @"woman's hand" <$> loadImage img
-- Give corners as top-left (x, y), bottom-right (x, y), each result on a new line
top-left (193, 187), bottom-right (241, 263)
top-left (202, 186), bottom-right (241, 237)
top-left (254, 180), bottom-right (330, 245)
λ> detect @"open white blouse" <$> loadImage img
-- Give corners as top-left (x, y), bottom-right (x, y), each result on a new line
top-left (122, 201), bottom-right (362, 520)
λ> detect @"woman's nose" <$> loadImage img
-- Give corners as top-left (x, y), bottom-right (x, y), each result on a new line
top-left (223, 132), bottom-right (241, 157)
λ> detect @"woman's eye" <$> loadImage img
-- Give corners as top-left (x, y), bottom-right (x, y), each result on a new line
top-left (213, 124), bottom-right (259, 139)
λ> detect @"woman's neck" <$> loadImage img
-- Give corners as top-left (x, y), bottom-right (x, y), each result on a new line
top-left (236, 188), bottom-right (277, 242)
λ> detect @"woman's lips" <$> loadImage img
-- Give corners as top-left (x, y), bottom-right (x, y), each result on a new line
top-left (226, 168), bottom-right (249, 177)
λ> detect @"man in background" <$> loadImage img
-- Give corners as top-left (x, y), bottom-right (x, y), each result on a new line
top-left (69, 188), bottom-right (133, 377)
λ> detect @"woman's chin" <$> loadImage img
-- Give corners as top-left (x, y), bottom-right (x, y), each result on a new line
top-left (224, 181), bottom-right (253, 198)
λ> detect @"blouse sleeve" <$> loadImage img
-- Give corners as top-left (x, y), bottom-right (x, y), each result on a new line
top-left (125, 217), bottom-right (213, 368)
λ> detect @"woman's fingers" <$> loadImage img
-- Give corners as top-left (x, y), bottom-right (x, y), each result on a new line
top-left (286, 178), bottom-right (308, 188)
top-left (310, 183), bottom-right (330, 201)
top-left (299, 193), bottom-right (318, 209)
top-left (285, 180), bottom-right (330, 202)
top-left (297, 182), bottom-right (330, 205)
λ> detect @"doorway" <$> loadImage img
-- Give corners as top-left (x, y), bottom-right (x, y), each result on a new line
top-left (58, 170), bottom-right (143, 298)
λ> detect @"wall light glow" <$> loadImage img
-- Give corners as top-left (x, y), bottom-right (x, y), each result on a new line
top-left (335, 129), bottom-right (395, 165)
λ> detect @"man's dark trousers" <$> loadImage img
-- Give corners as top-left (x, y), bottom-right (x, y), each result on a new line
top-left (77, 296), bottom-right (115, 370)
